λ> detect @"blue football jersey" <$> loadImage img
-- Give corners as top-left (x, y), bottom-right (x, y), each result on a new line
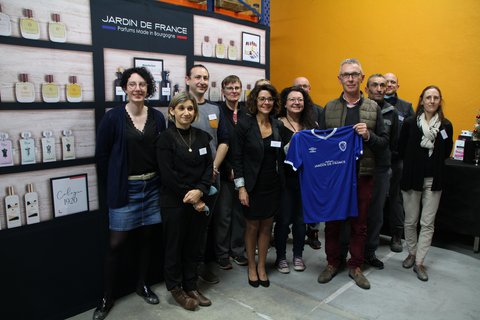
top-left (285, 125), bottom-right (363, 222)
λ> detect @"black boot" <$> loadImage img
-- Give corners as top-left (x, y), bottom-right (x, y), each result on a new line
top-left (92, 297), bottom-right (114, 320)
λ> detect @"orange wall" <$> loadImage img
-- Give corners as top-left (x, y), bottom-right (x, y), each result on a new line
top-left (270, 0), bottom-right (480, 138)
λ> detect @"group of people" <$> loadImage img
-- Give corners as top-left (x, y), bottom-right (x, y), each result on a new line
top-left (93, 58), bottom-right (453, 319)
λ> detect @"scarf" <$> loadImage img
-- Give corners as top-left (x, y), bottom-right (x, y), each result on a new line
top-left (417, 113), bottom-right (440, 157)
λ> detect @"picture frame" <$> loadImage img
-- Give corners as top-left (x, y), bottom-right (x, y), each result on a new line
top-left (133, 57), bottom-right (164, 100)
top-left (242, 32), bottom-right (261, 63)
top-left (51, 174), bottom-right (89, 217)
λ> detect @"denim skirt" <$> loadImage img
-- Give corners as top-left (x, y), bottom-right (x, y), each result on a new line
top-left (109, 176), bottom-right (161, 231)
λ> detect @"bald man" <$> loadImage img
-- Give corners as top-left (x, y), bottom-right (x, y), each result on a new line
top-left (292, 76), bottom-right (322, 250)
top-left (383, 73), bottom-right (414, 253)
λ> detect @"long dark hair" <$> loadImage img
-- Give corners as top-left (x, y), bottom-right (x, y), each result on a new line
top-left (246, 84), bottom-right (281, 116)
top-left (416, 85), bottom-right (445, 121)
top-left (279, 86), bottom-right (317, 130)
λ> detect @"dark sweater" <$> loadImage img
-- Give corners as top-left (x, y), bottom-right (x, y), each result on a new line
top-left (156, 125), bottom-right (213, 207)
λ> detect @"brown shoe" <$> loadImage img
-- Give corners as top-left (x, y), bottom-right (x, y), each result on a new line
top-left (317, 265), bottom-right (338, 283)
top-left (349, 267), bottom-right (370, 290)
top-left (170, 287), bottom-right (198, 311)
top-left (186, 290), bottom-right (212, 307)
top-left (413, 264), bottom-right (429, 281)
top-left (402, 254), bottom-right (416, 269)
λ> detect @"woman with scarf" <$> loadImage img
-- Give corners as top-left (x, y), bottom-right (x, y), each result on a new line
top-left (398, 85), bottom-right (453, 282)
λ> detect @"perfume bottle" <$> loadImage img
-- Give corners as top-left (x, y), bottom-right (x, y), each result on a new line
top-left (25, 184), bottom-right (40, 224)
top-left (0, 132), bottom-right (14, 167)
top-left (215, 38), bottom-right (225, 59)
top-left (160, 70), bottom-right (171, 104)
top-left (0, 4), bottom-right (12, 36)
top-left (228, 40), bottom-right (238, 60)
top-left (62, 129), bottom-right (75, 160)
top-left (19, 131), bottom-right (36, 165)
top-left (48, 13), bottom-right (67, 43)
top-left (19, 8), bottom-right (40, 40)
top-left (114, 67), bottom-right (126, 102)
top-left (201, 36), bottom-right (212, 57)
top-left (66, 75), bottom-right (82, 102)
top-left (41, 130), bottom-right (56, 162)
top-left (208, 81), bottom-right (221, 102)
top-left (42, 74), bottom-right (60, 103)
top-left (5, 186), bottom-right (22, 229)
top-left (15, 73), bottom-right (35, 103)
top-left (173, 84), bottom-right (180, 96)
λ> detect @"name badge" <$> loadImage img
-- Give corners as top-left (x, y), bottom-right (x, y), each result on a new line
top-left (208, 114), bottom-right (217, 121)
top-left (398, 115), bottom-right (404, 121)
top-left (440, 129), bottom-right (448, 140)
top-left (199, 147), bottom-right (207, 155)
top-left (270, 140), bottom-right (281, 148)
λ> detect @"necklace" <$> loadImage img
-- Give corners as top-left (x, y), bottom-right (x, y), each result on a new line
top-left (176, 128), bottom-right (192, 152)
top-left (285, 115), bottom-right (301, 133)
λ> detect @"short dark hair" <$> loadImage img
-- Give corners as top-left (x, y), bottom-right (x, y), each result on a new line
top-left (221, 75), bottom-right (242, 89)
top-left (187, 64), bottom-right (209, 77)
top-left (246, 84), bottom-right (281, 116)
top-left (366, 73), bottom-right (385, 87)
top-left (120, 67), bottom-right (156, 98)
top-left (279, 86), bottom-right (318, 129)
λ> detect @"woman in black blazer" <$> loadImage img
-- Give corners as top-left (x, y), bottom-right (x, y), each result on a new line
top-left (231, 83), bottom-right (284, 288)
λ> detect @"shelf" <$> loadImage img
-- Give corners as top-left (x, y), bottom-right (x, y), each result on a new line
top-left (194, 55), bottom-right (264, 68)
top-left (0, 35), bottom-right (92, 52)
top-left (0, 102), bottom-right (94, 110)
top-left (0, 157), bottom-right (96, 175)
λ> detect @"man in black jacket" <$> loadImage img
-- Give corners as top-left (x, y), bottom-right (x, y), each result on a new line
top-left (384, 72), bottom-right (414, 252)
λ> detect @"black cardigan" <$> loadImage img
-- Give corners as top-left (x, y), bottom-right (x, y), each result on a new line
top-left (398, 115), bottom-right (453, 191)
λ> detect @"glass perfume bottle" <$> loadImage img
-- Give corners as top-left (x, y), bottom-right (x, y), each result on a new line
top-left (244, 84), bottom-right (252, 101)
top-left (48, 13), bottom-right (67, 43)
top-left (66, 75), bottom-right (82, 102)
top-left (19, 8), bottom-right (40, 40)
top-left (215, 38), bottom-right (225, 59)
top-left (62, 129), bottom-right (75, 160)
top-left (173, 84), bottom-right (180, 96)
top-left (0, 132), bottom-right (14, 167)
top-left (160, 70), bottom-right (171, 104)
top-left (15, 73), bottom-right (35, 103)
top-left (5, 186), bottom-right (22, 228)
top-left (41, 130), bottom-right (56, 162)
top-left (25, 184), bottom-right (40, 225)
top-left (114, 67), bottom-right (126, 102)
top-left (0, 4), bottom-right (12, 36)
top-left (19, 131), bottom-right (36, 165)
top-left (42, 74), bottom-right (60, 103)
top-left (208, 81), bottom-right (221, 102)
top-left (228, 40), bottom-right (238, 60)
top-left (201, 35), bottom-right (212, 57)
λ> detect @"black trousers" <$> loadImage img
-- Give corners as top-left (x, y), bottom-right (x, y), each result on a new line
top-left (162, 204), bottom-right (209, 291)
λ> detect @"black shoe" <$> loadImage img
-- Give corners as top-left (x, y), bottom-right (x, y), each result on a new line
top-left (248, 276), bottom-right (259, 288)
top-left (217, 258), bottom-right (233, 270)
top-left (259, 278), bottom-right (270, 287)
top-left (136, 285), bottom-right (159, 304)
top-left (305, 230), bottom-right (322, 250)
top-left (198, 264), bottom-right (220, 284)
top-left (365, 256), bottom-right (384, 270)
top-left (92, 298), bottom-right (114, 320)
top-left (232, 255), bottom-right (248, 266)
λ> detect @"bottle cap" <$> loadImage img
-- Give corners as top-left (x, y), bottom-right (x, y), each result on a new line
top-left (20, 131), bottom-right (32, 139)
top-left (52, 13), bottom-right (60, 22)
top-left (204, 36), bottom-right (209, 42)
top-left (23, 8), bottom-right (33, 18)
top-left (26, 184), bottom-right (34, 193)
top-left (0, 132), bottom-right (9, 140)
top-left (45, 74), bottom-right (54, 83)
top-left (69, 76), bottom-right (77, 84)
top-left (211, 81), bottom-right (217, 87)
top-left (230, 40), bottom-right (234, 46)
top-left (42, 130), bottom-right (53, 138)
top-left (6, 186), bottom-right (15, 196)
top-left (63, 129), bottom-right (72, 136)
top-left (218, 38), bottom-right (223, 44)
top-left (19, 73), bottom-right (29, 82)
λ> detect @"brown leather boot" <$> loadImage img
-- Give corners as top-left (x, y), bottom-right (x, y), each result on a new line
top-left (186, 290), bottom-right (212, 306)
top-left (170, 287), bottom-right (198, 311)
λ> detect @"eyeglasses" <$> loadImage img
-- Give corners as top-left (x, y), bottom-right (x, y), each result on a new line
top-left (339, 72), bottom-right (362, 80)
top-left (257, 97), bottom-right (274, 103)
top-left (224, 86), bottom-right (241, 91)
top-left (127, 82), bottom-right (147, 89)
top-left (287, 97), bottom-right (304, 103)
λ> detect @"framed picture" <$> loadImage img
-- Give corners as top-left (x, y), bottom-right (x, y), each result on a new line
top-left (134, 57), bottom-right (163, 100)
top-left (242, 32), bottom-right (261, 63)
top-left (51, 174), bottom-right (89, 217)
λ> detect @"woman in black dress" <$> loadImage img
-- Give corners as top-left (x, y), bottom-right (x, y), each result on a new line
top-left (231, 84), bottom-right (284, 288)
top-left (157, 91), bottom-right (213, 310)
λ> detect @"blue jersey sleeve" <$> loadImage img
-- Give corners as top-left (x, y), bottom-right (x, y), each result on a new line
top-left (285, 132), bottom-right (302, 171)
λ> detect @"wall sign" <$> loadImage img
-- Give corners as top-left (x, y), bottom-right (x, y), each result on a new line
top-left (51, 174), bottom-right (89, 217)
top-left (242, 32), bottom-right (260, 63)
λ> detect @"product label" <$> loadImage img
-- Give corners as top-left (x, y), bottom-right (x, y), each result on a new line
top-left (42, 137), bottom-right (57, 162)
top-left (62, 136), bottom-right (76, 160)
top-left (162, 87), bottom-right (171, 96)
top-left (0, 140), bottom-right (14, 166)
top-left (20, 138), bottom-right (36, 164)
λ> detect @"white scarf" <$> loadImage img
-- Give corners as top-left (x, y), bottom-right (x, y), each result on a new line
top-left (417, 113), bottom-right (440, 157)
